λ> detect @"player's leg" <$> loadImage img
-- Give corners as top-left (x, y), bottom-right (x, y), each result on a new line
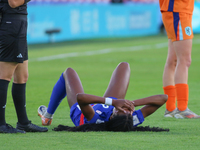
top-left (12, 61), bottom-right (29, 125)
top-left (163, 40), bottom-right (177, 87)
top-left (0, 62), bottom-right (17, 81)
top-left (47, 74), bottom-right (66, 114)
top-left (172, 12), bottom-right (199, 118)
top-left (173, 39), bottom-right (191, 85)
top-left (163, 40), bottom-right (177, 117)
top-left (38, 72), bottom-right (67, 126)
top-left (174, 39), bottom-right (191, 110)
top-left (38, 68), bottom-right (83, 126)
top-left (173, 39), bottom-right (199, 118)
top-left (103, 62), bottom-right (130, 99)
top-left (13, 60), bottom-right (28, 83)
top-left (63, 67), bottom-right (84, 108)
top-left (0, 62), bottom-right (17, 127)
top-left (13, 61), bottom-right (48, 132)
top-left (161, 11), bottom-right (178, 117)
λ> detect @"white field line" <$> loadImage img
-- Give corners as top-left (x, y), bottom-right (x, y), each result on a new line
top-left (29, 38), bottom-right (200, 62)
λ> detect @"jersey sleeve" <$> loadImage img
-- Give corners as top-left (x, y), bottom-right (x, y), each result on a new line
top-left (132, 109), bottom-right (145, 126)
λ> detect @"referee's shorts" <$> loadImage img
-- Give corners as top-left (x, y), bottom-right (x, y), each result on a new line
top-left (0, 14), bottom-right (28, 63)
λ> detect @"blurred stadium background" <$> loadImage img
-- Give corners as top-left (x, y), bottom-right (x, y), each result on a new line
top-left (1, 2), bottom-right (200, 149)
top-left (27, 0), bottom-right (200, 44)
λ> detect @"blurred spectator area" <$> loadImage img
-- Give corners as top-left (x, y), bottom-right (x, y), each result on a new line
top-left (30, 0), bottom-right (159, 4)
top-left (27, 0), bottom-right (200, 44)
top-left (29, 0), bottom-right (200, 5)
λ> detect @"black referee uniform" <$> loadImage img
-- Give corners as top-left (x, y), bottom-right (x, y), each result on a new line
top-left (0, 0), bottom-right (28, 63)
top-left (0, 0), bottom-right (48, 133)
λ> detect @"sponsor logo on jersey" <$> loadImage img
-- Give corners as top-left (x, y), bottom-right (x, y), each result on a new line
top-left (96, 119), bottom-right (104, 124)
top-left (96, 110), bottom-right (102, 115)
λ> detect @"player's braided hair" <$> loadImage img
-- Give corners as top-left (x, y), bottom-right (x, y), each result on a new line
top-left (53, 114), bottom-right (169, 132)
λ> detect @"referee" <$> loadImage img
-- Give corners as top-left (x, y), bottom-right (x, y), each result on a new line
top-left (0, 0), bottom-right (48, 133)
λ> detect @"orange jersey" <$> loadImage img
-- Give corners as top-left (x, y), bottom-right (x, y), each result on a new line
top-left (159, 0), bottom-right (194, 14)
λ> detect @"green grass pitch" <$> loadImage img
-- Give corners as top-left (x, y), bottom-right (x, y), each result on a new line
top-left (1, 34), bottom-right (200, 150)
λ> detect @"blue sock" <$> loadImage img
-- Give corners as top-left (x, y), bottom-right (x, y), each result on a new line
top-left (47, 73), bottom-right (66, 114)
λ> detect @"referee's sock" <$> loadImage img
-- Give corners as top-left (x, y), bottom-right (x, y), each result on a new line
top-left (47, 73), bottom-right (66, 115)
top-left (12, 83), bottom-right (29, 125)
top-left (0, 79), bottom-right (9, 126)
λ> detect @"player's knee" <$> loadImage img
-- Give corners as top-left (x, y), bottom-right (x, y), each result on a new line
top-left (118, 62), bottom-right (130, 72)
top-left (13, 73), bottom-right (29, 83)
top-left (24, 73), bottom-right (29, 82)
top-left (165, 59), bottom-right (177, 69)
top-left (119, 62), bottom-right (129, 67)
top-left (186, 58), bottom-right (192, 68)
top-left (178, 57), bottom-right (191, 68)
top-left (64, 67), bottom-right (74, 75)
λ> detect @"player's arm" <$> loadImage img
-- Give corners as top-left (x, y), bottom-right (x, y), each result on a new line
top-left (131, 94), bottom-right (168, 118)
top-left (76, 93), bottom-right (134, 121)
top-left (132, 94), bottom-right (168, 107)
top-left (8, 0), bottom-right (30, 8)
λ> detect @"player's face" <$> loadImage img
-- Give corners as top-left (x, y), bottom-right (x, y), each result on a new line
top-left (111, 107), bottom-right (134, 119)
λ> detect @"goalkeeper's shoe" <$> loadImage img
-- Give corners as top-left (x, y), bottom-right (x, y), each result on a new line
top-left (0, 124), bottom-right (25, 134)
top-left (164, 108), bottom-right (177, 117)
top-left (174, 108), bottom-right (200, 119)
top-left (38, 105), bottom-right (53, 126)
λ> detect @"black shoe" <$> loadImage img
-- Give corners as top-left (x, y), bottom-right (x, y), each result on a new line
top-left (0, 124), bottom-right (25, 134)
top-left (16, 121), bottom-right (48, 132)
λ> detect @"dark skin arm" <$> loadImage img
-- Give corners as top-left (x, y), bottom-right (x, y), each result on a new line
top-left (131, 94), bottom-right (168, 118)
top-left (76, 93), bottom-right (134, 121)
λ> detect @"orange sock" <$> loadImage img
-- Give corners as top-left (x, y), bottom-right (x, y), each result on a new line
top-left (175, 83), bottom-right (188, 111)
top-left (163, 85), bottom-right (176, 112)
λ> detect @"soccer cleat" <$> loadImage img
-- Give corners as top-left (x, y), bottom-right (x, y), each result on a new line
top-left (16, 121), bottom-right (48, 132)
top-left (174, 108), bottom-right (200, 119)
top-left (164, 108), bottom-right (177, 117)
top-left (38, 105), bottom-right (53, 126)
top-left (0, 124), bottom-right (25, 134)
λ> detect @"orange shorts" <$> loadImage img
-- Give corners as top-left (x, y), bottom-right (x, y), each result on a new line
top-left (161, 11), bottom-right (193, 42)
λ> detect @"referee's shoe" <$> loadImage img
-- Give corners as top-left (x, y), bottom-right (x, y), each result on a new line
top-left (16, 121), bottom-right (48, 132)
top-left (0, 124), bottom-right (25, 133)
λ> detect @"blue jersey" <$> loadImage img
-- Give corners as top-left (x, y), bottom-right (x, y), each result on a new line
top-left (70, 102), bottom-right (145, 127)
top-left (86, 104), bottom-right (114, 124)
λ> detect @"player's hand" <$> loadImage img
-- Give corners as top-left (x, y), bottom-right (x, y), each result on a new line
top-left (112, 99), bottom-right (135, 114)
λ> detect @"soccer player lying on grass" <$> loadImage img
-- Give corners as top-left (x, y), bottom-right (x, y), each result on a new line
top-left (38, 62), bottom-right (169, 132)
